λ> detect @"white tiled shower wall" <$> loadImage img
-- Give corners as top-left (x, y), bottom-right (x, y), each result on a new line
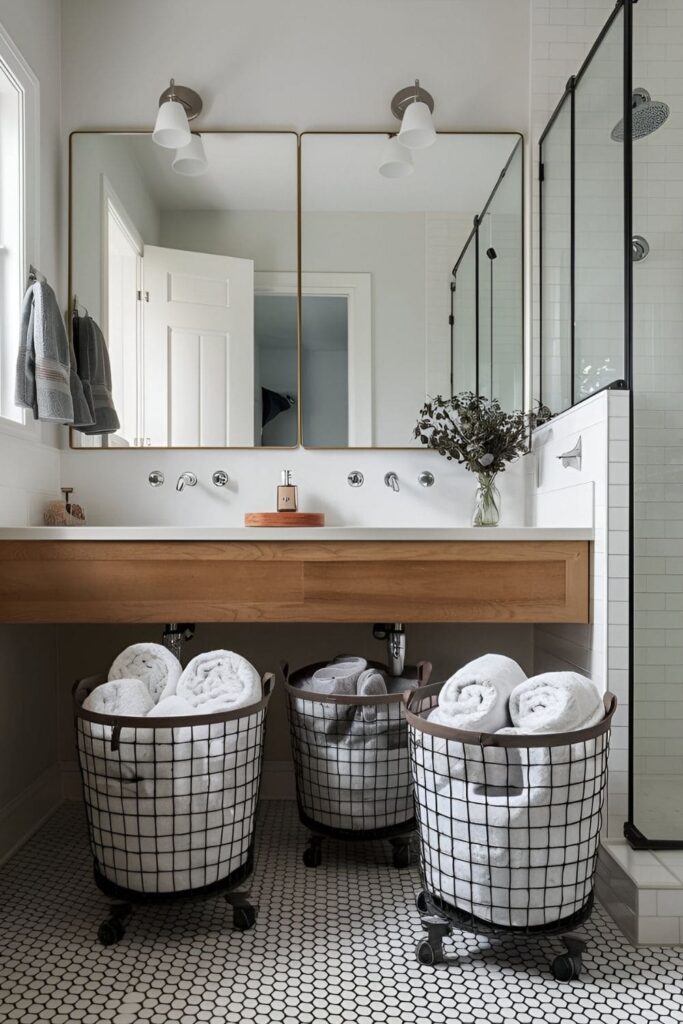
top-left (529, 389), bottom-right (630, 839)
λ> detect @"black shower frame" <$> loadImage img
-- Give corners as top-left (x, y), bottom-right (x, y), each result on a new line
top-left (539, 1), bottom-right (680, 849)
top-left (450, 136), bottom-right (524, 404)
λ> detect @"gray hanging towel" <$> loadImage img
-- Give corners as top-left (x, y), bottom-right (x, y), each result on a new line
top-left (73, 314), bottom-right (120, 435)
top-left (15, 281), bottom-right (75, 424)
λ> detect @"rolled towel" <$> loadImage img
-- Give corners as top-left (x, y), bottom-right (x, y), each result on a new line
top-left (308, 655), bottom-right (368, 696)
top-left (426, 655), bottom-right (526, 786)
top-left (83, 677), bottom-right (154, 718)
top-left (81, 679), bottom-right (155, 779)
top-left (108, 643), bottom-right (182, 704)
top-left (509, 672), bottom-right (603, 733)
top-left (177, 650), bottom-right (261, 713)
top-left (357, 668), bottom-right (387, 725)
top-left (429, 654), bottom-right (526, 732)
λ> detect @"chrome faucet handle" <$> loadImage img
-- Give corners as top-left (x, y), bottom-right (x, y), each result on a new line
top-left (148, 471), bottom-right (164, 488)
top-left (347, 470), bottom-right (364, 487)
top-left (176, 471), bottom-right (197, 492)
top-left (212, 470), bottom-right (229, 487)
top-left (384, 472), bottom-right (400, 492)
top-left (418, 471), bottom-right (435, 487)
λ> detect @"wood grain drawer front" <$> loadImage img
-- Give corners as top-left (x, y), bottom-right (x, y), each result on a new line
top-left (0, 540), bottom-right (589, 624)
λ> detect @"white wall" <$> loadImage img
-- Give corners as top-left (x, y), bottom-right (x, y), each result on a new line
top-left (0, 1), bottom-right (65, 851)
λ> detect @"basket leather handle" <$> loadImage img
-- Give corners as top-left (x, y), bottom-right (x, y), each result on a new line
top-left (262, 672), bottom-right (276, 698)
top-left (279, 661), bottom-right (290, 685)
top-left (416, 661), bottom-right (433, 687)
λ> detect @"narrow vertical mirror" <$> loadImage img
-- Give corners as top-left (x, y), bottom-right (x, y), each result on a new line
top-left (69, 131), bottom-right (299, 448)
top-left (300, 132), bottom-right (524, 448)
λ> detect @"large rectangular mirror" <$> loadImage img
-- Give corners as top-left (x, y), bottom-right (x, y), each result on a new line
top-left (69, 131), bottom-right (298, 448)
top-left (300, 132), bottom-right (523, 448)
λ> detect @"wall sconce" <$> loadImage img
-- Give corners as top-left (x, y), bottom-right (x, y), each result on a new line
top-left (172, 132), bottom-right (208, 176)
top-left (391, 79), bottom-right (436, 150)
top-left (153, 78), bottom-right (203, 150)
top-left (378, 134), bottom-right (414, 178)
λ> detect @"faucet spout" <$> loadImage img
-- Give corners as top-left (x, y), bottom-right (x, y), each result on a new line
top-left (176, 471), bottom-right (197, 492)
top-left (384, 471), bottom-right (400, 492)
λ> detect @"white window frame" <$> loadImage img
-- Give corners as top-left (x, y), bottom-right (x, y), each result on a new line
top-left (0, 22), bottom-right (39, 435)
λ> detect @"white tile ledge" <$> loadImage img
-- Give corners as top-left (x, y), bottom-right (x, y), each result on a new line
top-left (0, 526), bottom-right (595, 542)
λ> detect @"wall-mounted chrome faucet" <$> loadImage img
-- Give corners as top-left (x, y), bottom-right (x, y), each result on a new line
top-left (176, 471), bottom-right (197, 492)
top-left (557, 437), bottom-right (582, 471)
top-left (384, 471), bottom-right (400, 492)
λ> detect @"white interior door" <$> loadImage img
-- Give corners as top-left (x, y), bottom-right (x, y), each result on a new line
top-left (142, 245), bottom-right (255, 446)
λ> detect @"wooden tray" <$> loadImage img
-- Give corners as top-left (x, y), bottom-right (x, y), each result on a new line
top-left (244, 512), bottom-right (326, 527)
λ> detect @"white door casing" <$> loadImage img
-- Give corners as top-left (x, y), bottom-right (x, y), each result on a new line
top-left (256, 271), bottom-right (372, 446)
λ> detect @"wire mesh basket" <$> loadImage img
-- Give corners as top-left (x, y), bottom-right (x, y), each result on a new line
top-left (284, 659), bottom-right (431, 868)
top-left (404, 681), bottom-right (616, 980)
top-left (74, 671), bottom-right (274, 943)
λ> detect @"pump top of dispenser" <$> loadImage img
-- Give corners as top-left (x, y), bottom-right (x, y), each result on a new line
top-left (281, 470), bottom-right (293, 485)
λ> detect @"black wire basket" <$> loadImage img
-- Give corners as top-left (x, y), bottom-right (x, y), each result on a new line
top-left (284, 660), bottom-right (431, 868)
top-left (74, 671), bottom-right (274, 944)
top-left (404, 681), bottom-right (616, 981)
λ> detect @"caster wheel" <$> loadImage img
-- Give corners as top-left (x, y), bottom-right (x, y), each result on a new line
top-left (303, 845), bottom-right (322, 868)
top-left (98, 918), bottom-right (124, 946)
top-left (233, 904), bottom-right (256, 931)
top-left (552, 953), bottom-right (582, 981)
top-left (416, 939), bottom-right (441, 965)
top-left (415, 891), bottom-right (428, 913)
top-left (392, 843), bottom-right (412, 869)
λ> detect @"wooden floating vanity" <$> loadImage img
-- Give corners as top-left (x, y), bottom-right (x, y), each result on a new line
top-left (0, 529), bottom-right (590, 624)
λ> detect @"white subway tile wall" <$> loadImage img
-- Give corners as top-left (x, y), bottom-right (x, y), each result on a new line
top-left (530, 389), bottom-right (630, 841)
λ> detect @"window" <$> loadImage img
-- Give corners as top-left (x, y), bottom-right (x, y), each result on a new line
top-left (0, 24), bottom-right (38, 425)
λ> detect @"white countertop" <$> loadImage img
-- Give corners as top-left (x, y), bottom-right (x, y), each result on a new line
top-left (0, 526), bottom-right (594, 541)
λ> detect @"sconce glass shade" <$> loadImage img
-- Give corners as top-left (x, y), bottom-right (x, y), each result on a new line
top-left (378, 136), bottom-right (414, 179)
top-left (398, 100), bottom-right (437, 150)
top-left (172, 133), bottom-right (208, 176)
top-left (153, 98), bottom-right (191, 149)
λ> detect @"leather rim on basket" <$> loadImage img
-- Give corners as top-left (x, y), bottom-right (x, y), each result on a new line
top-left (72, 671), bottom-right (276, 729)
top-left (403, 685), bottom-right (616, 748)
top-left (281, 659), bottom-right (432, 704)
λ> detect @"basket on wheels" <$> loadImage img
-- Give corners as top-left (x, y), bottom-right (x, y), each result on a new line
top-left (284, 659), bottom-right (431, 868)
top-left (404, 681), bottom-right (616, 980)
top-left (74, 672), bottom-right (274, 944)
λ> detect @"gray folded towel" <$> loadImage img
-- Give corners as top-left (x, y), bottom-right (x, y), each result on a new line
top-left (73, 314), bottom-right (120, 435)
top-left (357, 669), bottom-right (388, 724)
top-left (15, 281), bottom-right (75, 423)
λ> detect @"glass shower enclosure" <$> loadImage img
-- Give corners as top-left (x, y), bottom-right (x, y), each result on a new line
top-left (538, 0), bottom-right (683, 847)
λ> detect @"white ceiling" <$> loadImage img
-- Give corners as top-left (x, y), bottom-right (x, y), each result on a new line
top-left (79, 131), bottom-right (519, 216)
top-left (301, 134), bottom-right (520, 213)
top-left (125, 132), bottom-right (299, 212)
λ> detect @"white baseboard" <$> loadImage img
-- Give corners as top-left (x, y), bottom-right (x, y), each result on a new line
top-left (0, 766), bottom-right (62, 865)
top-left (60, 759), bottom-right (296, 802)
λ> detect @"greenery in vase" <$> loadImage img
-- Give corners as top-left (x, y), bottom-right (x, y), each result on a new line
top-left (413, 392), bottom-right (532, 476)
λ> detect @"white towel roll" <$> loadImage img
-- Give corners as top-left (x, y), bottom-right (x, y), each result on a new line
top-left (108, 643), bottom-right (182, 704)
top-left (177, 651), bottom-right (261, 712)
top-left (509, 672), bottom-right (603, 733)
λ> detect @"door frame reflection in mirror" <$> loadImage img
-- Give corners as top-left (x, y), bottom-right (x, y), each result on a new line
top-left (299, 130), bottom-right (525, 450)
top-left (68, 129), bottom-right (300, 450)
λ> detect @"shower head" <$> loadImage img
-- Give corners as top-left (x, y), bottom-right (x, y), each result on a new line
top-left (611, 87), bottom-right (670, 142)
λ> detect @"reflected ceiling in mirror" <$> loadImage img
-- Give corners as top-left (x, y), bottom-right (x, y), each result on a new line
top-left (69, 131), bottom-right (298, 449)
top-left (300, 132), bottom-right (524, 448)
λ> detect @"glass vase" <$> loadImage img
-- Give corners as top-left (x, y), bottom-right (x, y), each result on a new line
top-left (472, 472), bottom-right (500, 527)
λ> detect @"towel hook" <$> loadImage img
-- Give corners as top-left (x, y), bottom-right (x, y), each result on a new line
top-left (27, 264), bottom-right (46, 286)
top-left (72, 294), bottom-right (90, 317)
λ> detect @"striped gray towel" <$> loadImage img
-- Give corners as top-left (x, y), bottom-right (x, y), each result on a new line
top-left (15, 281), bottom-right (77, 424)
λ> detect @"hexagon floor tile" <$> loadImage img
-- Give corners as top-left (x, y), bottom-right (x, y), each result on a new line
top-left (1, 800), bottom-right (682, 1023)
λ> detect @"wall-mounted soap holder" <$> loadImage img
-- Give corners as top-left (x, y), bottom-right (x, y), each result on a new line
top-left (557, 436), bottom-right (582, 471)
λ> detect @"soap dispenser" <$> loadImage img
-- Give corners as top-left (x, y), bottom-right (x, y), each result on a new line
top-left (277, 470), bottom-right (298, 512)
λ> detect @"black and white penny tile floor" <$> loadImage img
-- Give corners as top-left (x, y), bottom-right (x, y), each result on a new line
top-left (1, 800), bottom-right (683, 1023)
